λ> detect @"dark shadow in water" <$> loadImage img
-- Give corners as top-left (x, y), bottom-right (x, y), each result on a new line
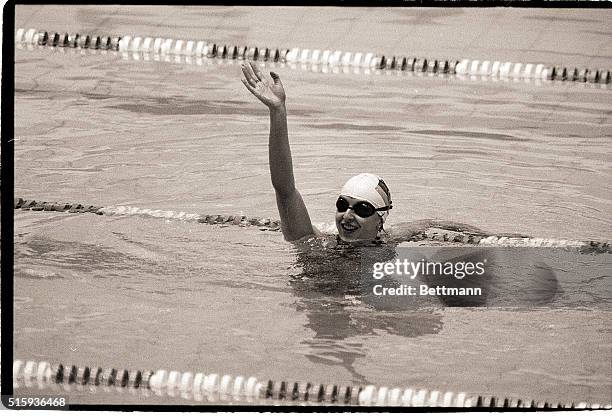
top-left (308, 123), bottom-right (406, 132)
top-left (14, 235), bottom-right (162, 280)
top-left (410, 129), bottom-right (532, 143)
top-left (289, 222), bottom-right (565, 383)
top-left (522, 15), bottom-right (600, 23)
top-left (107, 96), bottom-right (323, 118)
top-left (289, 234), bottom-right (439, 384)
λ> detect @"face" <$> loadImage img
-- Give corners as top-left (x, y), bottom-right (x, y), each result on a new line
top-left (335, 195), bottom-right (382, 242)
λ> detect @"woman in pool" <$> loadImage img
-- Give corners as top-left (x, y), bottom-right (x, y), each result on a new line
top-left (240, 61), bottom-right (560, 310)
top-left (241, 61), bottom-right (393, 244)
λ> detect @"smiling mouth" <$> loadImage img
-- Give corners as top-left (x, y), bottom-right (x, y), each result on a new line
top-left (341, 223), bottom-right (359, 233)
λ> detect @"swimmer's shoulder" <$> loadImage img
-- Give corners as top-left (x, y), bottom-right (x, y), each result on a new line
top-left (386, 219), bottom-right (494, 242)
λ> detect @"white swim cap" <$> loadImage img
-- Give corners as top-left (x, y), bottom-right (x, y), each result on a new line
top-left (339, 173), bottom-right (392, 222)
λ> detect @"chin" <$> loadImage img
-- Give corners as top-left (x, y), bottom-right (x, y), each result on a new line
top-left (339, 234), bottom-right (358, 242)
top-left (337, 229), bottom-right (366, 242)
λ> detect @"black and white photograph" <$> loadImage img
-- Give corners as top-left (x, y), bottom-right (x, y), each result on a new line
top-left (3, 2), bottom-right (612, 412)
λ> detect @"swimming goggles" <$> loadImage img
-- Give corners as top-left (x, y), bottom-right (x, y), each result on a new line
top-left (336, 197), bottom-right (391, 218)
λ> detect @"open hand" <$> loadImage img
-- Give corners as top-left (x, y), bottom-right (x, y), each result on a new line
top-left (241, 61), bottom-right (286, 109)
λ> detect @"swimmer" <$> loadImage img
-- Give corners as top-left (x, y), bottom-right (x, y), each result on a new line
top-left (241, 62), bottom-right (561, 308)
top-left (241, 61), bottom-right (392, 243)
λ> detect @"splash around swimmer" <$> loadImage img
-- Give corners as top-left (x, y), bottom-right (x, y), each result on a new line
top-left (241, 61), bottom-right (392, 243)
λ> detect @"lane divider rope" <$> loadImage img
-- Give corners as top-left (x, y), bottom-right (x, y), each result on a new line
top-left (15, 28), bottom-right (611, 85)
top-left (13, 198), bottom-right (281, 231)
top-left (15, 40), bottom-right (609, 89)
top-left (12, 359), bottom-right (610, 408)
top-left (14, 198), bottom-right (610, 252)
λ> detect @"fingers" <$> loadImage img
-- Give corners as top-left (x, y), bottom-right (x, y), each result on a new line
top-left (241, 62), bottom-right (258, 87)
top-left (241, 78), bottom-right (259, 96)
top-left (250, 61), bottom-right (265, 81)
top-left (270, 71), bottom-right (282, 86)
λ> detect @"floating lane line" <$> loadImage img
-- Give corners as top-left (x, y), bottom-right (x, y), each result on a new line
top-left (14, 198), bottom-right (610, 252)
top-left (18, 43), bottom-right (609, 88)
top-left (12, 359), bottom-right (611, 408)
top-left (13, 198), bottom-right (281, 231)
top-left (15, 28), bottom-right (611, 85)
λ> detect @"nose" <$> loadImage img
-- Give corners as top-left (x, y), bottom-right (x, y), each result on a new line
top-left (342, 208), bottom-right (356, 221)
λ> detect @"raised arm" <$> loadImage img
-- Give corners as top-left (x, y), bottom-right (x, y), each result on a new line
top-left (241, 62), bottom-right (316, 241)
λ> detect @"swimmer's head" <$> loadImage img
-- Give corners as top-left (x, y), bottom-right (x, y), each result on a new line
top-left (335, 173), bottom-right (393, 242)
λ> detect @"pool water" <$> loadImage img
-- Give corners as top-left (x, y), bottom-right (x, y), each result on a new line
top-left (13, 6), bottom-right (612, 406)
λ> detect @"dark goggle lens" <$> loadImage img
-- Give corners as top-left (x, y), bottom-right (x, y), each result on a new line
top-left (353, 202), bottom-right (376, 217)
top-left (336, 197), bottom-right (376, 218)
top-left (336, 197), bottom-right (350, 212)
